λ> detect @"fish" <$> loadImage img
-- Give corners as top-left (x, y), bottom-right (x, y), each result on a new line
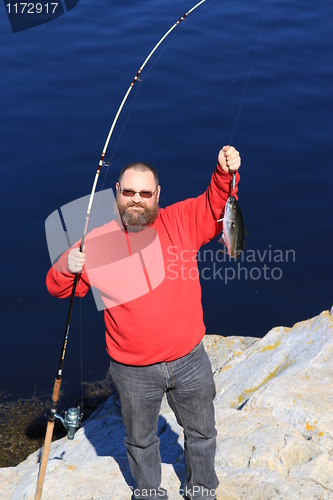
top-left (217, 196), bottom-right (248, 259)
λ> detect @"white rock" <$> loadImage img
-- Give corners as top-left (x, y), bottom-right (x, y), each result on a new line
top-left (0, 310), bottom-right (332, 500)
top-left (289, 453), bottom-right (333, 490)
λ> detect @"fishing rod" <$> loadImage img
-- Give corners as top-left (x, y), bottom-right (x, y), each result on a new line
top-left (35, 1), bottom-right (206, 498)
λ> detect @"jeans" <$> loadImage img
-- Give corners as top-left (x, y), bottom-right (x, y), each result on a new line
top-left (109, 341), bottom-right (218, 500)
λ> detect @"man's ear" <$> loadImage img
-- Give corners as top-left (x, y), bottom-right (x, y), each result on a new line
top-left (156, 185), bottom-right (161, 203)
top-left (116, 182), bottom-right (120, 193)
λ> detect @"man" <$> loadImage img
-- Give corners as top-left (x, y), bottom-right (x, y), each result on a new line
top-left (46, 145), bottom-right (241, 500)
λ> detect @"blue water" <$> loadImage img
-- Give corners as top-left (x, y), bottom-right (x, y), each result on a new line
top-left (0, 0), bottom-right (332, 400)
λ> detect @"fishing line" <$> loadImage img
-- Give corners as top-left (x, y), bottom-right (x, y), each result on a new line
top-left (229, 0), bottom-right (271, 145)
top-left (139, 22), bottom-right (186, 82)
top-left (104, 82), bottom-right (143, 168)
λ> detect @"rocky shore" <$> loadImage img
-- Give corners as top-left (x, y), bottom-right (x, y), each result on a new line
top-left (1, 310), bottom-right (332, 499)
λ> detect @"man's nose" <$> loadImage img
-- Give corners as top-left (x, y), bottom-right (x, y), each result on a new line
top-left (132, 192), bottom-right (142, 203)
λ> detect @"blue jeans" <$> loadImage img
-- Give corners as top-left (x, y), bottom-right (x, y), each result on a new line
top-left (109, 341), bottom-right (218, 500)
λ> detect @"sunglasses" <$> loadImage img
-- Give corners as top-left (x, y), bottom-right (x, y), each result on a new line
top-left (120, 187), bottom-right (158, 199)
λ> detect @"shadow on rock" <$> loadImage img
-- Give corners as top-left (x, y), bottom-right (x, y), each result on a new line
top-left (83, 392), bottom-right (185, 490)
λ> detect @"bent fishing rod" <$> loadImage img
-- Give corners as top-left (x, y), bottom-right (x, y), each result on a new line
top-left (35, 1), bottom-right (206, 498)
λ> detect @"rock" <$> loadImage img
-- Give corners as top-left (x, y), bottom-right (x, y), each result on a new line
top-left (0, 310), bottom-right (332, 500)
top-left (289, 453), bottom-right (333, 490)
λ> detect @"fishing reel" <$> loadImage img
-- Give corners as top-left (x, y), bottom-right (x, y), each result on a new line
top-left (55, 406), bottom-right (83, 440)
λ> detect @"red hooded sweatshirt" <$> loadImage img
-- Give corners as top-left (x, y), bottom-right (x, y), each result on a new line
top-left (46, 164), bottom-right (239, 366)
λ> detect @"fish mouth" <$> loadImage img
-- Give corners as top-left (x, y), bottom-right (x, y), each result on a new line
top-left (226, 199), bottom-right (237, 213)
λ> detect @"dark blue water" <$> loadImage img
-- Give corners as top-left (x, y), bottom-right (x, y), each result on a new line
top-left (0, 0), bottom-right (332, 400)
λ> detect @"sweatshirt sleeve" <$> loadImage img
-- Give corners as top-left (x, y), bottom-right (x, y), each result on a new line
top-left (46, 245), bottom-right (90, 299)
top-left (165, 163), bottom-right (240, 251)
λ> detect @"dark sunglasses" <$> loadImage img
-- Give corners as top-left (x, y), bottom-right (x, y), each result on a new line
top-left (120, 187), bottom-right (158, 199)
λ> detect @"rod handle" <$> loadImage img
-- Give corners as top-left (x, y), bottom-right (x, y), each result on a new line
top-left (35, 419), bottom-right (55, 500)
top-left (35, 378), bottom-right (62, 500)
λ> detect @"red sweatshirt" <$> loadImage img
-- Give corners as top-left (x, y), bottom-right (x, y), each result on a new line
top-left (46, 164), bottom-right (239, 366)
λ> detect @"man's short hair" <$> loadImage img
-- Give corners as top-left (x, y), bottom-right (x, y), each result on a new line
top-left (118, 162), bottom-right (159, 187)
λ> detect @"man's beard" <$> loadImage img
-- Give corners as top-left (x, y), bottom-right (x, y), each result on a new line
top-left (116, 197), bottom-right (159, 232)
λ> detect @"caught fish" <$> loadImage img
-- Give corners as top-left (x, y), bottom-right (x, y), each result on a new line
top-left (217, 196), bottom-right (248, 259)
